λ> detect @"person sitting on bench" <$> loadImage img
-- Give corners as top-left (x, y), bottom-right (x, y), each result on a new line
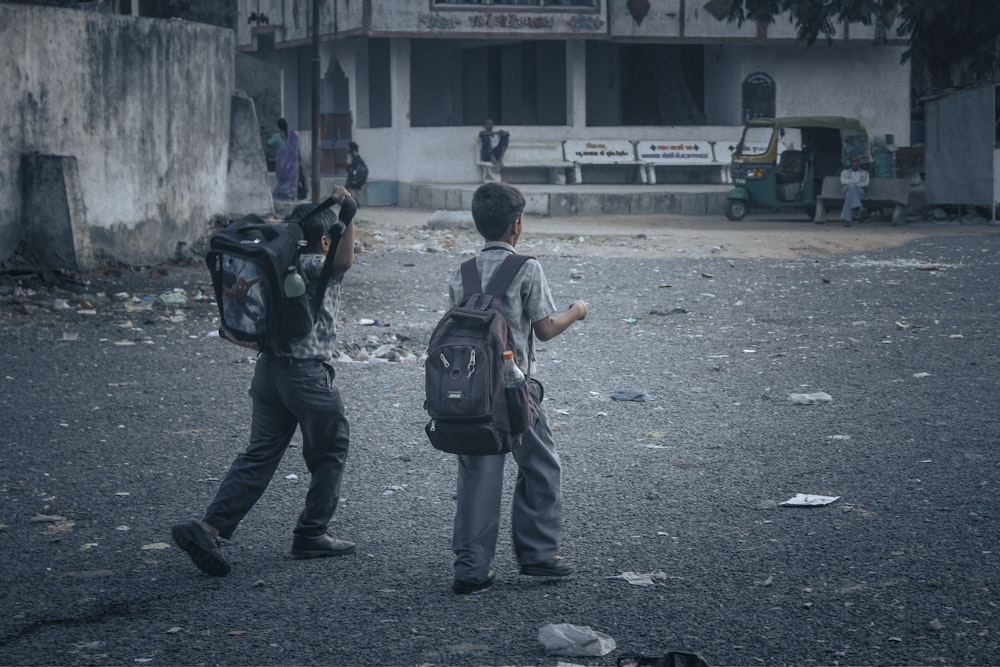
top-left (479, 119), bottom-right (509, 167)
top-left (840, 155), bottom-right (870, 227)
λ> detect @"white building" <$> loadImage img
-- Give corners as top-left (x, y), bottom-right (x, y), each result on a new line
top-left (237, 0), bottom-right (910, 195)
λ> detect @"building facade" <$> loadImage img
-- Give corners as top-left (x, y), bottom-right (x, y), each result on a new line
top-left (236, 0), bottom-right (911, 189)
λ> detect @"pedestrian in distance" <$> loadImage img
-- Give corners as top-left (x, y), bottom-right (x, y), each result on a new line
top-left (171, 185), bottom-right (357, 576)
top-left (268, 118), bottom-right (301, 201)
top-left (447, 181), bottom-right (588, 594)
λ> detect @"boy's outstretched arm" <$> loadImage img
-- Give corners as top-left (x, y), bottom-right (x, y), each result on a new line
top-left (532, 301), bottom-right (587, 342)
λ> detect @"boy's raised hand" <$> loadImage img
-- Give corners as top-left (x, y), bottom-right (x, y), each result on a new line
top-left (330, 184), bottom-right (350, 204)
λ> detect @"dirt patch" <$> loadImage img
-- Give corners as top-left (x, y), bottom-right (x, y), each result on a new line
top-left (355, 207), bottom-right (1000, 260)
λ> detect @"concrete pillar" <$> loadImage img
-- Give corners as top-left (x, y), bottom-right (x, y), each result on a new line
top-left (567, 41), bottom-right (587, 129)
top-left (227, 91), bottom-right (275, 218)
top-left (19, 154), bottom-right (94, 272)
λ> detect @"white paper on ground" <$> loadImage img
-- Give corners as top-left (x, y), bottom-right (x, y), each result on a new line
top-left (780, 493), bottom-right (841, 507)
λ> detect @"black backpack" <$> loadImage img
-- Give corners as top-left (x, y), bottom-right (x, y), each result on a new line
top-left (424, 254), bottom-right (533, 456)
top-left (206, 198), bottom-right (348, 354)
top-left (345, 154), bottom-right (368, 190)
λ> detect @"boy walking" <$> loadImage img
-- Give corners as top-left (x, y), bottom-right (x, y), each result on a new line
top-left (447, 182), bottom-right (588, 594)
top-left (171, 186), bottom-right (357, 576)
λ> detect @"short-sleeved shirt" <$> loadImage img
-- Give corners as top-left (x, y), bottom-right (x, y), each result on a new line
top-left (447, 242), bottom-right (556, 374)
top-left (280, 252), bottom-right (341, 364)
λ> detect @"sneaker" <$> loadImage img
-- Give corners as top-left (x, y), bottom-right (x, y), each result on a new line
top-left (452, 570), bottom-right (496, 594)
top-left (520, 556), bottom-right (573, 578)
top-left (291, 533), bottom-right (356, 558)
top-left (171, 520), bottom-right (231, 577)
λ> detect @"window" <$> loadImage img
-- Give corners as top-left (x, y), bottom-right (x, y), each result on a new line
top-left (742, 72), bottom-right (775, 123)
top-left (410, 39), bottom-right (567, 127)
top-left (586, 43), bottom-right (706, 126)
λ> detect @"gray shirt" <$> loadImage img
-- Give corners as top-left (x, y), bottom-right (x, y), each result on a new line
top-left (280, 252), bottom-right (341, 364)
top-left (447, 242), bottom-right (556, 374)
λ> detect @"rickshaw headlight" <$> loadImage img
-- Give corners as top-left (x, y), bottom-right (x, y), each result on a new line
top-left (746, 167), bottom-right (765, 179)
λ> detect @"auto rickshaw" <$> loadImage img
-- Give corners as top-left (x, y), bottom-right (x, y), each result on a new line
top-left (725, 116), bottom-right (872, 221)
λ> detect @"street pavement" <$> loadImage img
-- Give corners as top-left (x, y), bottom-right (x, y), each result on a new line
top-left (0, 212), bottom-right (998, 666)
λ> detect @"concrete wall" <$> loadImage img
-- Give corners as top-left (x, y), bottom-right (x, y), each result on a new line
top-left (716, 44), bottom-right (911, 144)
top-left (1, 4), bottom-right (267, 269)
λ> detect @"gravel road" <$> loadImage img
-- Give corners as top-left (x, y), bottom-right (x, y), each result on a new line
top-left (0, 211), bottom-right (998, 667)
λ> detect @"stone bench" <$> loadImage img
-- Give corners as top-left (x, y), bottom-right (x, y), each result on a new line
top-left (815, 176), bottom-right (910, 225)
top-left (476, 140), bottom-right (571, 184)
top-left (636, 139), bottom-right (730, 184)
top-left (562, 139), bottom-right (647, 184)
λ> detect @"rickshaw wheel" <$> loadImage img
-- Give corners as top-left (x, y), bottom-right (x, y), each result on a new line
top-left (726, 199), bottom-right (748, 221)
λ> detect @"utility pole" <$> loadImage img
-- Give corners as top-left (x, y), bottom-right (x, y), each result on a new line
top-left (310, 0), bottom-right (321, 202)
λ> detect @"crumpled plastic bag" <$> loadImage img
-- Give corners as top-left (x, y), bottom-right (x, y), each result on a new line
top-left (538, 623), bottom-right (617, 657)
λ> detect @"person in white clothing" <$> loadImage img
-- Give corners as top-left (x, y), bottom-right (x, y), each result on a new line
top-left (840, 155), bottom-right (870, 227)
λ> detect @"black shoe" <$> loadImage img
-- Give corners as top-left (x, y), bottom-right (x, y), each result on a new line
top-left (291, 533), bottom-right (356, 558)
top-left (520, 556), bottom-right (573, 577)
top-left (452, 570), bottom-right (495, 594)
top-left (171, 520), bottom-right (231, 577)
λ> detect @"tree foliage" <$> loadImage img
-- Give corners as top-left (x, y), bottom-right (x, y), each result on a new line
top-left (724, 0), bottom-right (1000, 88)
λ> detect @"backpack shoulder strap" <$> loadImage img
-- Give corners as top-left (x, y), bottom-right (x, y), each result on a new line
top-left (460, 257), bottom-right (482, 296)
top-left (485, 254), bottom-right (532, 299)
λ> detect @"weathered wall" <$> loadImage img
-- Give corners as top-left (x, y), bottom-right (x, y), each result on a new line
top-left (1, 4), bottom-right (254, 268)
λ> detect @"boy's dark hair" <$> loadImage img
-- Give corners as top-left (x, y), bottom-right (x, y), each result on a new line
top-left (471, 182), bottom-right (525, 240)
top-left (277, 118), bottom-right (288, 132)
top-left (285, 203), bottom-right (334, 250)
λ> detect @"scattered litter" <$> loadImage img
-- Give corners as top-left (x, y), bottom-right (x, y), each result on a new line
top-left (913, 372), bottom-right (931, 378)
top-left (53, 299), bottom-right (71, 311)
top-left (570, 270), bottom-right (584, 280)
top-left (612, 391), bottom-right (655, 402)
top-left (538, 623), bottom-right (616, 657)
top-left (142, 542), bottom-right (171, 550)
top-left (618, 651), bottom-right (708, 667)
top-left (284, 474), bottom-right (298, 480)
top-left (158, 292), bottom-right (188, 306)
top-left (607, 571), bottom-right (668, 586)
top-left (828, 434), bottom-right (851, 440)
top-left (358, 318), bottom-right (391, 327)
top-left (895, 321), bottom-right (912, 330)
top-left (949, 334), bottom-right (964, 339)
top-left (61, 332), bottom-right (79, 341)
top-left (623, 317), bottom-right (639, 324)
top-left (788, 392), bottom-right (832, 405)
top-left (780, 493), bottom-right (841, 507)
top-left (916, 265), bottom-right (940, 271)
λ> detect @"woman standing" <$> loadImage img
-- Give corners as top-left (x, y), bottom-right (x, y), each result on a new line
top-left (268, 118), bottom-right (300, 200)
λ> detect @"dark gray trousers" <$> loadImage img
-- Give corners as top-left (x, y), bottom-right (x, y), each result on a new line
top-left (204, 355), bottom-right (350, 540)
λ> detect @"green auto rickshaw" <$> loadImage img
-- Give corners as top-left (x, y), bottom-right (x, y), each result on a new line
top-left (725, 116), bottom-right (872, 221)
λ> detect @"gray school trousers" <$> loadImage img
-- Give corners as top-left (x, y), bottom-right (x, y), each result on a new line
top-left (452, 380), bottom-right (563, 582)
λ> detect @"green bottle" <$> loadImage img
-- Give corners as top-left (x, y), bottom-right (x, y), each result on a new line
top-left (283, 268), bottom-right (306, 298)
